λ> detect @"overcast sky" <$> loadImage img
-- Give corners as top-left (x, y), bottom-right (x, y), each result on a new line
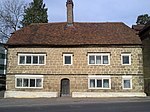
top-left (27, 0), bottom-right (150, 27)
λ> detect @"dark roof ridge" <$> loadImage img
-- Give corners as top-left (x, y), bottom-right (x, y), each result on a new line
top-left (29, 22), bottom-right (124, 25)
top-left (74, 22), bottom-right (124, 24)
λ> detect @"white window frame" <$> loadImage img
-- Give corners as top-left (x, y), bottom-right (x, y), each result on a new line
top-left (88, 75), bottom-right (111, 89)
top-left (18, 54), bottom-right (46, 65)
top-left (63, 54), bottom-right (73, 65)
top-left (121, 54), bottom-right (131, 65)
top-left (15, 75), bottom-right (43, 89)
top-left (88, 53), bottom-right (110, 65)
top-left (122, 76), bottom-right (132, 89)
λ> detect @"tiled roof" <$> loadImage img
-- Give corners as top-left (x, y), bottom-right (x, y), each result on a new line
top-left (7, 22), bottom-right (142, 46)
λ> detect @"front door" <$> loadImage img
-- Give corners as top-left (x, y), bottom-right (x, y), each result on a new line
top-left (60, 79), bottom-right (70, 97)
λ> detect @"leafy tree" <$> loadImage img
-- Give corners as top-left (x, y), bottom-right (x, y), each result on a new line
top-left (0, 0), bottom-right (26, 38)
top-left (136, 14), bottom-right (150, 25)
top-left (21, 0), bottom-right (48, 27)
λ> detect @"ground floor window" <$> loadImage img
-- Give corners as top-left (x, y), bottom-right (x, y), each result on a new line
top-left (122, 76), bottom-right (132, 89)
top-left (15, 75), bottom-right (43, 88)
top-left (88, 75), bottom-right (111, 89)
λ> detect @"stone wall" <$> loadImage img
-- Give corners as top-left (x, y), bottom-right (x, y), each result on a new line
top-left (6, 74), bottom-right (144, 96)
top-left (142, 38), bottom-right (150, 95)
top-left (5, 46), bottom-right (145, 97)
top-left (7, 46), bottom-right (143, 75)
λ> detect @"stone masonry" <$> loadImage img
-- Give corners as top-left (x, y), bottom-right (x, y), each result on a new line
top-left (6, 46), bottom-right (145, 97)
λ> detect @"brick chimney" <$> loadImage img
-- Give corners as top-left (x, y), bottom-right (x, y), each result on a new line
top-left (66, 0), bottom-right (74, 26)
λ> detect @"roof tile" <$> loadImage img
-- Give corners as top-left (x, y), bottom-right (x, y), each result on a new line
top-left (7, 22), bottom-right (142, 46)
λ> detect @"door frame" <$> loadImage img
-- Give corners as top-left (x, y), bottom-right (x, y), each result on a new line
top-left (60, 78), bottom-right (70, 97)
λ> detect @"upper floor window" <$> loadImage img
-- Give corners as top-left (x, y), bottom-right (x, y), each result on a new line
top-left (121, 54), bottom-right (131, 65)
top-left (88, 53), bottom-right (110, 65)
top-left (18, 54), bottom-right (46, 65)
top-left (63, 54), bottom-right (73, 65)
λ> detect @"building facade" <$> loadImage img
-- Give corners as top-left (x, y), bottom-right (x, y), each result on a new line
top-left (0, 44), bottom-right (7, 90)
top-left (139, 21), bottom-right (150, 95)
top-left (5, 0), bottom-right (146, 98)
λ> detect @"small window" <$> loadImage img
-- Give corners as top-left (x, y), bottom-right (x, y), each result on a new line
top-left (121, 54), bottom-right (131, 65)
top-left (103, 56), bottom-right (109, 64)
top-left (63, 54), bottom-right (73, 65)
top-left (88, 75), bottom-right (111, 89)
top-left (39, 56), bottom-right (44, 64)
top-left (122, 76), bottom-right (132, 89)
top-left (30, 79), bottom-right (35, 87)
top-left (23, 79), bottom-right (29, 87)
top-left (26, 56), bottom-right (31, 64)
top-left (19, 56), bottom-right (25, 64)
top-left (88, 53), bottom-right (110, 65)
top-left (17, 78), bottom-right (22, 87)
top-left (90, 79), bottom-right (95, 87)
top-left (33, 56), bottom-right (38, 64)
top-left (89, 55), bottom-right (95, 64)
top-left (96, 56), bottom-right (101, 64)
top-left (97, 79), bottom-right (102, 87)
top-left (36, 79), bottom-right (42, 87)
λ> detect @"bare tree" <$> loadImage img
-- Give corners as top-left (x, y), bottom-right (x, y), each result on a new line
top-left (0, 0), bottom-right (26, 39)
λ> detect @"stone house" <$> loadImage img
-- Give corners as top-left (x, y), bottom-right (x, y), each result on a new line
top-left (139, 21), bottom-right (150, 95)
top-left (5, 0), bottom-right (146, 98)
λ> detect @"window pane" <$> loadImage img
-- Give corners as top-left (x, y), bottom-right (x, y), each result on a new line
top-left (36, 79), bottom-right (42, 87)
top-left (96, 56), bottom-right (101, 64)
top-left (0, 54), bottom-right (5, 59)
top-left (30, 79), bottom-right (35, 87)
top-left (33, 56), bottom-right (38, 64)
top-left (19, 56), bottom-right (25, 64)
top-left (97, 79), bottom-right (102, 87)
top-left (0, 65), bottom-right (5, 70)
top-left (17, 78), bottom-right (22, 87)
top-left (124, 79), bottom-right (131, 88)
top-left (26, 56), bottom-right (31, 64)
top-left (123, 56), bottom-right (129, 64)
top-left (39, 56), bottom-right (44, 64)
top-left (90, 79), bottom-right (95, 87)
top-left (65, 56), bottom-right (71, 64)
top-left (23, 79), bottom-right (28, 87)
top-left (89, 56), bottom-right (95, 64)
top-left (103, 56), bottom-right (108, 64)
top-left (103, 79), bottom-right (109, 88)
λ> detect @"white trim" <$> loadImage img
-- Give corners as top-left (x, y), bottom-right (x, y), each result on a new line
top-left (15, 75), bottom-right (43, 78)
top-left (4, 59), bottom-right (7, 65)
top-left (88, 75), bottom-right (110, 78)
top-left (5, 91), bottom-right (58, 98)
top-left (3, 70), bottom-right (6, 75)
top-left (122, 75), bottom-right (132, 79)
top-left (88, 75), bottom-right (111, 89)
top-left (15, 75), bottom-right (43, 89)
top-left (121, 54), bottom-right (131, 65)
top-left (18, 54), bottom-right (46, 65)
top-left (72, 92), bottom-right (146, 98)
top-left (88, 53), bottom-right (110, 65)
top-left (63, 54), bottom-right (73, 65)
top-left (122, 75), bottom-right (132, 89)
